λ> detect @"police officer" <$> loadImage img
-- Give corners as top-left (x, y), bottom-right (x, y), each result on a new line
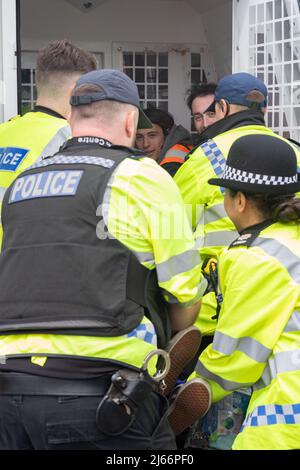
top-left (0, 69), bottom-right (207, 450)
top-left (0, 39), bottom-right (97, 246)
top-left (168, 134), bottom-right (300, 449)
top-left (174, 72), bottom-right (300, 336)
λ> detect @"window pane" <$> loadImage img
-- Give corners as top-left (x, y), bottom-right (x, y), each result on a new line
top-left (284, 20), bottom-right (291, 39)
top-left (191, 53), bottom-right (201, 67)
top-left (191, 69), bottom-right (201, 84)
top-left (266, 23), bottom-right (273, 43)
top-left (274, 0), bottom-right (282, 19)
top-left (293, 41), bottom-right (300, 61)
top-left (21, 85), bottom-right (31, 100)
top-left (123, 52), bottom-right (133, 66)
top-left (293, 107), bottom-right (300, 126)
top-left (284, 42), bottom-right (291, 61)
top-left (135, 68), bottom-right (145, 82)
top-left (135, 53), bottom-right (145, 66)
top-left (124, 68), bottom-right (133, 79)
top-left (266, 1), bottom-right (273, 21)
top-left (257, 4), bottom-right (264, 23)
top-left (249, 5), bottom-right (256, 25)
top-left (147, 68), bottom-right (157, 82)
top-left (137, 85), bottom-right (145, 99)
top-left (147, 53), bottom-right (156, 67)
top-left (158, 52), bottom-right (168, 67)
top-left (158, 101), bottom-right (168, 111)
top-left (275, 21), bottom-right (282, 41)
top-left (158, 85), bottom-right (168, 99)
top-left (158, 69), bottom-right (168, 83)
top-left (21, 69), bottom-right (30, 84)
top-left (147, 85), bottom-right (156, 99)
top-left (293, 63), bottom-right (300, 82)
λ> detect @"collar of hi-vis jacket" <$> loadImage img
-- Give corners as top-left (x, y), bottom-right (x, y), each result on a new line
top-left (198, 109), bottom-right (266, 145)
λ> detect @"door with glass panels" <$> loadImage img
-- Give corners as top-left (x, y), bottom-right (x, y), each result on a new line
top-left (113, 43), bottom-right (215, 130)
top-left (234, 0), bottom-right (300, 141)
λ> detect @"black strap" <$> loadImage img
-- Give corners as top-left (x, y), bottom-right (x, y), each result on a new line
top-left (0, 372), bottom-right (111, 396)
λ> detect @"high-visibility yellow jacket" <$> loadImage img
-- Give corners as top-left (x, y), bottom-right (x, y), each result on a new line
top-left (195, 220), bottom-right (300, 449)
top-left (0, 140), bottom-right (206, 375)
top-left (0, 109), bottom-right (70, 247)
top-left (174, 120), bottom-right (300, 334)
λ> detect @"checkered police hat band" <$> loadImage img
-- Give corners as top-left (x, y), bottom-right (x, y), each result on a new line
top-left (223, 165), bottom-right (298, 186)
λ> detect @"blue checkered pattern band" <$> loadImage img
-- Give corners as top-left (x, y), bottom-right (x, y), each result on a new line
top-left (201, 140), bottom-right (226, 194)
top-left (223, 164), bottom-right (298, 186)
top-left (28, 155), bottom-right (115, 170)
top-left (126, 321), bottom-right (157, 346)
top-left (241, 403), bottom-right (300, 431)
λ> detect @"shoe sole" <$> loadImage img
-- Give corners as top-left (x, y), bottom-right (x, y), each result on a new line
top-left (164, 327), bottom-right (202, 396)
top-left (168, 379), bottom-right (211, 436)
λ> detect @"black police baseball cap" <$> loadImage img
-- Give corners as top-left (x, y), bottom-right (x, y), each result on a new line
top-left (205, 72), bottom-right (268, 113)
top-left (70, 69), bottom-right (152, 129)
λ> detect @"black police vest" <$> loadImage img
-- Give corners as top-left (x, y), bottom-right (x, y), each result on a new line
top-left (0, 140), bottom-right (171, 348)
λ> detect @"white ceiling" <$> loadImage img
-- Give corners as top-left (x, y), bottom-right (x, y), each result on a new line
top-left (65, 0), bottom-right (231, 14)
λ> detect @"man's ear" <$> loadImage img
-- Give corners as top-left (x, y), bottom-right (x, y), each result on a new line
top-left (125, 110), bottom-right (138, 140)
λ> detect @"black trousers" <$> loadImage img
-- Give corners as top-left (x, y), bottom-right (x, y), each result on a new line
top-left (0, 392), bottom-right (176, 450)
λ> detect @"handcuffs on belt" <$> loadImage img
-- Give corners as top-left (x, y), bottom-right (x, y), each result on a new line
top-left (96, 349), bottom-right (170, 436)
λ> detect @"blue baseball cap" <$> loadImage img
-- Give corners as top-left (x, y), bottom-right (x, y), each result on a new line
top-left (70, 69), bottom-right (152, 129)
top-left (205, 72), bottom-right (268, 112)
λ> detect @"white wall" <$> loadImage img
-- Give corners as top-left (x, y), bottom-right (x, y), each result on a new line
top-left (21, 0), bottom-right (209, 63)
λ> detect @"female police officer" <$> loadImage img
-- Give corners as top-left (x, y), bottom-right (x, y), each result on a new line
top-left (168, 133), bottom-right (300, 450)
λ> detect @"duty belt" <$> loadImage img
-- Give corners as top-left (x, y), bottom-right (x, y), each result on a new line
top-left (0, 372), bottom-right (112, 396)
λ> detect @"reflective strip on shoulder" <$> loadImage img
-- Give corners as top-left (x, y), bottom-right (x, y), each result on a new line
top-left (39, 125), bottom-right (71, 159)
top-left (196, 230), bottom-right (238, 248)
top-left (196, 359), bottom-right (253, 391)
top-left (253, 237), bottom-right (300, 283)
top-left (205, 204), bottom-right (228, 224)
top-left (200, 139), bottom-right (226, 177)
top-left (29, 155), bottom-right (115, 170)
top-left (284, 310), bottom-right (300, 332)
top-left (212, 331), bottom-right (272, 363)
top-left (156, 248), bottom-right (200, 283)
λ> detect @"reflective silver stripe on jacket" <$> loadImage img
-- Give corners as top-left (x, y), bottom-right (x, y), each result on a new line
top-left (213, 330), bottom-right (272, 363)
top-left (132, 251), bottom-right (155, 266)
top-left (196, 359), bottom-right (253, 391)
top-left (196, 230), bottom-right (238, 249)
top-left (284, 311), bottom-right (300, 332)
top-left (156, 248), bottom-right (200, 283)
top-left (163, 149), bottom-right (186, 160)
top-left (0, 186), bottom-right (6, 203)
top-left (205, 204), bottom-right (228, 224)
top-left (253, 237), bottom-right (300, 283)
top-left (39, 125), bottom-right (71, 159)
top-left (254, 349), bottom-right (300, 390)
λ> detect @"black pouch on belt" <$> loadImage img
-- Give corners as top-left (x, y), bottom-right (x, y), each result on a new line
top-left (96, 368), bottom-right (155, 436)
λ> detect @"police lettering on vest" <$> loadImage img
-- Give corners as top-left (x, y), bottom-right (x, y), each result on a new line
top-left (9, 170), bottom-right (83, 203)
top-left (0, 147), bottom-right (29, 172)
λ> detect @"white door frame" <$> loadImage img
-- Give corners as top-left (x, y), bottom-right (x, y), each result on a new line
top-left (112, 41), bottom-right (216, 130)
